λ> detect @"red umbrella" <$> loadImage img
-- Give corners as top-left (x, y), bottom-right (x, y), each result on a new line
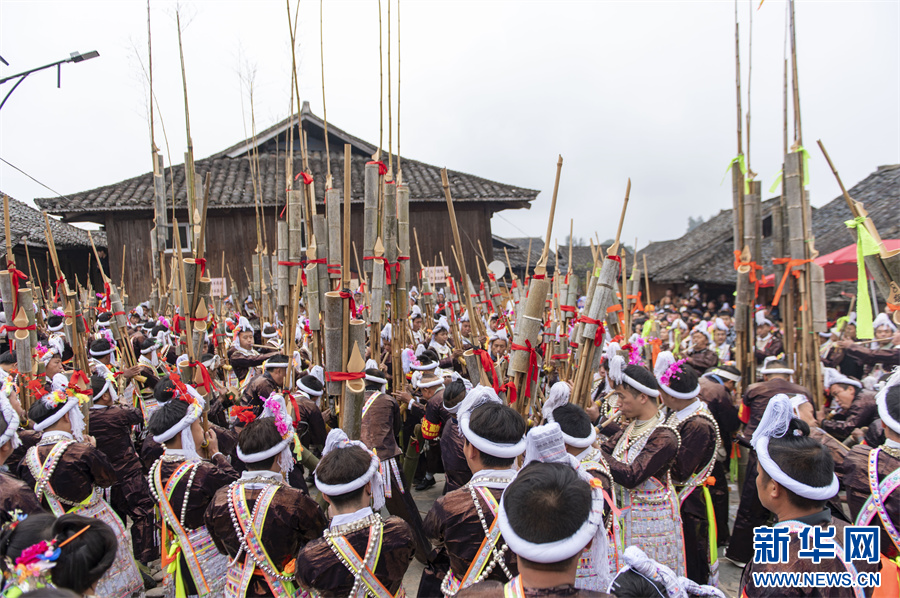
top-left (760, 239), bottom-right (900, 286)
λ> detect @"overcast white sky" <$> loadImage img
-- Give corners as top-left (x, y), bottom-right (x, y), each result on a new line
top-left (0, 0), bottom-right (897, 249)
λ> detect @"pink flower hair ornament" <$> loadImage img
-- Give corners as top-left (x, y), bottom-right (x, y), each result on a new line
top-left (659, 358), bottom-right (688, 387)
top-left (628, 338), bottom-right (645, 365)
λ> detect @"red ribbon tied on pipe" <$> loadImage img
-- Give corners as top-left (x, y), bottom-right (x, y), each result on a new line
top-left (367, 161), bottom-right (389, 176)
top-left (187, 362), bottom-right (215, 395)
top-left (68, 370), bottom-right (90, 392)
top-left (577, 316), bottom-right (606, 347)
top-left (733, 250), bottom-right (763, 299)
top-left (473, 349), bottom-right (499, 392)
top-left (294, 172), bottom-right (314, 185)
top-left (510, 340), bottom-right (539, 401)
top-left (499, 381), bottom-right (517, 405)
top-left (195, 258), bottom-right (207, 277)
top-left (771, 257), bottom-right (813, 307)
top-left (324, 371), bottom-right (366, 382)
top-left (338, 291), bottom-right (357, 320)
top-left (6, 262), bottom-right (28, 322)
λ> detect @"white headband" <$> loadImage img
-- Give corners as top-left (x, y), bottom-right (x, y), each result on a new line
top-left (607, 343), bottom-right (659, 398)
top-left (823, 366), bottom-right (861, 390)
top-left (751, 394), bottom-right (839, 500)
top-left (502, 423), bottom-right (605, 565)
top-left (48, 321), bottom-right (64, 332)
top-left (89, 346), bottom-right (115, 357)
top-left (541, 382), bottom-right (597, 448)
top-left (236, 393), bottom-right (295, 474)
top-left (314, 428), bottom-right (384, 510)
top-left (418, 375), bottom-right (444, 389)
top-left (759, 356), bottom-right (793, 375)
top-left (458, 385), bottom-right (526, 459)
top-left (261, 322), bottom-right (279, 339)
top-left (152, 388), bottom-right (206, 444)
top-left (365, 373), bottom-right (388, 386)
top-left (263, 359), bottom-right (289, 369)
top-left (92, 375), bottom-right (118, 403)
top-left (706, 368), bottom-right (741, 383)
top-left (297, 379), bottom-right (323, 397)
top-left (654, 351), bottom-right (701, 400)
top-left (875, 366), bottom-right (900, 435)
top-left (33, 393), bottom-right (86, 441)
top-left (0, 384), bottom-right (22, 450)
top-left (615, 546), bottom-right (726, 598)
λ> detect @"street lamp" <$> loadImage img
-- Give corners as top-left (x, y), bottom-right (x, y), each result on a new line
top-left (0, 50), bottom-right (100, 111)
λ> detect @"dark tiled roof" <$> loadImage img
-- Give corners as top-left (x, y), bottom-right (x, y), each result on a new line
top-left (636, 164), bottom-right (900, 286)
top-left (811, 164), bottom-right (900, 255)
top-left (0, 193), bottom-right (106, 249)
top-left (500, 237), bottom-right (563, 272)
top-left (36, 107), bottom-right (539, 217)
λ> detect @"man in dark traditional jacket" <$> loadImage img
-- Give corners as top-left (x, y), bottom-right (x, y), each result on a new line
top-left (205, 416), bottom-right (327, 596)
top-left (422, 387), bottom-right (526, 595)
top-left (296, 428), bottom-right (415, 597)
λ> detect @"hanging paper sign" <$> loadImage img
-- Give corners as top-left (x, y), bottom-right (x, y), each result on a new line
top-left (210, 277), bottom-right (227, 298)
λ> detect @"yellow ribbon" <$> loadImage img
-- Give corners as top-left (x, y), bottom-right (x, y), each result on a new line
top-left (796, 145), bottom-right (811, 186)
top-left (721, 154), bottom-right (750, 194)
top-left (769, 170), bottom-right (783, 194)
top-left (845, 216), bottom-right (880, 340)
top-left (702, 484), bottom-right (718, 567)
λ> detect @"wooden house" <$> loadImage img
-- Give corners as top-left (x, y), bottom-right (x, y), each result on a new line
top-left (0, 193), bottom-right (106, 298)
top-left (635, 164), bottom-right (900, 311)
top-left (36, 102), bottom-right (539, 302)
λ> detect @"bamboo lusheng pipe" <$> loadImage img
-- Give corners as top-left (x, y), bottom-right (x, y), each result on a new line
top-left (441, 168), bottom-right (481, 335)
top-left (277, 220), bottom-right (289, 309)
top-left (313, 216), bottom-right (330, 307)
top-left (364, 162), bottom-right (379, 274)
top-left (323, 291), bottom-right (343, 396)
top-left (369, 238), bottom-right (385, 327)
top-left (343, 341), bottom-right (366, 440)
top-left (573, 182), bottom-right (630, 406)
top-left (397, 183), bottom-right (410, 319)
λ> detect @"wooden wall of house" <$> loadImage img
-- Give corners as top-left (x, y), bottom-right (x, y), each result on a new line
top-left (10, 245), bottom-right (103, 306)
top-left (105, 203), bottom-right (498, 307)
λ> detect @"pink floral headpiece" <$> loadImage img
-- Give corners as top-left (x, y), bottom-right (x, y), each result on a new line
top-left (659, 358), bottom-right (687, 387)
top-left (628, 338), bottom-right (645, 365)
top-left (263, 393), bottom-right (293, 439)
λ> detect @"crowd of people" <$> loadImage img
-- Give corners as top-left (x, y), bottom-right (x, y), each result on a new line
top-left (0, 279), bottom-right (897, 598)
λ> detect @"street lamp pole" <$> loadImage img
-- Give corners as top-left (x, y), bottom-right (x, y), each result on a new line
top-left (0, 50), bottom-right (100, 111)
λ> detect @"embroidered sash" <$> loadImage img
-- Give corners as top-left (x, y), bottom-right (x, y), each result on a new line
top-left (362, 392), bottom-right (382, 418)
top-left (328, 522), bottom-right (395, 598)
top-left (153, 460), bottom-right (215, 597)
top-left (226, 484), bottom-right (296, 598)
top-left (855, 448), bottom-right (900, 555)
top-left (25, 440), bottom-right (81, 516)
top-left (775, 521), bottom-right (865, 598)
top-left (502, 576), bottom-right (525, 598)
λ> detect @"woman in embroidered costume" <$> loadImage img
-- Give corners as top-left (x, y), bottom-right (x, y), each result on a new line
top-left (295, 428), bottom-right (415, 597)
top-left (17, 388), bottom-right (143, 598)
top-left (146, 379), bottom-right (238, 598)
top-left (204, 402), bottom-right (327, 597)
top-left (0, 381), bottom-right (42, 515)
top-left (456, 460), bottom-right (611, 597)
top-left (599, 343), bottom-right (686, 576)
top-left (542, 382), bottom-right (618, 586)
top-left (739, 395), bottom-right (879, 597)
top-left (843, 367), bottom-right (900, 589)
top-left (422, 386), bottom-right (526, 596)
top-left (654, 353), bottom-right (721, 587)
